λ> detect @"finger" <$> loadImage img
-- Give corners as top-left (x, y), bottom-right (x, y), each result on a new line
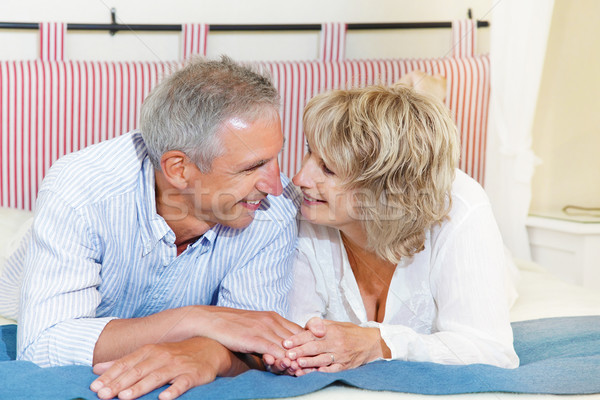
top-left (262, 353), bottom-right (275, 366)
top-left (112, 364), bottom-right (181, 400)
top-left (158, 371), bottom-right (215, 400)
top-left (282, 330), bottom-right (317, 349)
top-left (263, 356), bottom-right (290, 374)
top-left (91, 355), bottom-right (147, 398)
top-left (91, 346), bottom-right (149, 383)
top-left (96, 355), bottom-right (168, 399)
top-left (92, 360), bottom-right (115, 376)
top-left (296, 353), bottom-right (335, 369)
top-left (243, 337), bottom-right (287, 359)
top-left (305, 317), bottom-right (326, 337)
top-left (318, 363), bottom-right (344, 373)
top-left (286, 340), bottom-right (327, 360)
top-left (294, 367), bottom-right (317, 377)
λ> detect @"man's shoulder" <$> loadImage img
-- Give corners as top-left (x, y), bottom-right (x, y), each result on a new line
top-left (40, 132), bottom-right (148, 208)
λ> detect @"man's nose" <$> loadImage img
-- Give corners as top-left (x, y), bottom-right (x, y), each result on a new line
top-left (256, 158), bottom-right (283, 196)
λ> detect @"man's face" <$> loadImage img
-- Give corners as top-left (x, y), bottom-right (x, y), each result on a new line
top-left (185, 113), bottom-right (284, 229)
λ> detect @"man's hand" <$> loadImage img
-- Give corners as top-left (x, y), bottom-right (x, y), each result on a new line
top-left (271, 317), bottom-right (389, 376)
top-left (90, 337), bottom-right (244, 400)
top-left (198, 307), bottom-right (303, 359)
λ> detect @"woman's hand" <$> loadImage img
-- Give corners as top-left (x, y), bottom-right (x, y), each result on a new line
top-left (277, 317), bottom-right (389, 376)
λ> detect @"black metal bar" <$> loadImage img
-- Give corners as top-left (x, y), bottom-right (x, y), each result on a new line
top-left (0, 20), bottom-right (489, 33)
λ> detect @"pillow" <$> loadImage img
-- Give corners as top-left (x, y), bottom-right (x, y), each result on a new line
top-left (0, 207), bottom-right (33, 324)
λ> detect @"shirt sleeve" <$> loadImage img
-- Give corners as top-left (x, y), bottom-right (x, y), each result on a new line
top-left (287, 249), bottom-right (327, 326)
top-left (18, 190), bottom-right (117, 367)
top-left (216, 213), bottom-right (298, 317)
top-left (364, 202), bottom-right (519, 369)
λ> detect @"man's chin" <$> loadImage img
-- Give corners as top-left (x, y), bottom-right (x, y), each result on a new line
top-left (219, 213), bottom-right (255, 230)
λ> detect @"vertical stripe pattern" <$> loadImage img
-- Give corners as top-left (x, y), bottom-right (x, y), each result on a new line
top-left (0, 56), bottom-right (490, 210)
top-left (452, 19), bottom-right (477, 58)
top-left (319, 23), bottom-right (347, 61)
top-left (39, 23), bottom-right (66, 61)
top-left (181, 23), bottom-right (210, 60)
top-left (0, 60), bottom-right (179, 210)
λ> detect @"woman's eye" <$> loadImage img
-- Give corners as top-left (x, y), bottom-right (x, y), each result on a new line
top-left (321, 163), bottom-right (335, 176)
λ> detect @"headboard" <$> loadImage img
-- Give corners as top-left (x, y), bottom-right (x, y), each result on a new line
top-left (0, 20), bottom-right (489, 211)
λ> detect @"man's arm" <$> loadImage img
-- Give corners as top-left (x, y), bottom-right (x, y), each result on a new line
top-left (93, 305), bottom-right (302, 364)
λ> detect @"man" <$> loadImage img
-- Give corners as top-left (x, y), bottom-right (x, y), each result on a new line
top-left (2, 56), bottom-right (301, 399)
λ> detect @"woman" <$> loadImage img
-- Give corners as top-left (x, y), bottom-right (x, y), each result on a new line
top-left (265, 82), bottom-right (519, 375)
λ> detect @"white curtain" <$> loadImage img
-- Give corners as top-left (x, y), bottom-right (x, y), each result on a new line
top-left (485, 0), bottom-right (556, 260)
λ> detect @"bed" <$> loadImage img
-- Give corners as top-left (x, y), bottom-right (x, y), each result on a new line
top-left (1, 19), bottom-right (599, 400)
top-left (1, 205), bottom-right (600, 400)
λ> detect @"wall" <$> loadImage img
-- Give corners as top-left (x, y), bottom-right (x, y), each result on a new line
top-left (1, 0), bottom-right (491, 61)
top-left (530, 0), bottom-right (600, 214)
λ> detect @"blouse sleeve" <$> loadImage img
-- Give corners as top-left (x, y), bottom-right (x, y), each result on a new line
top-left (364, 201), bottom-right (519, 369)
top-left (287, 244), bottom-right (328, 327)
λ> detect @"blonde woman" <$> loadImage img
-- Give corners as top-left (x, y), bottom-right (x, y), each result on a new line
top-left (265, 83), bottom-right (519, 375)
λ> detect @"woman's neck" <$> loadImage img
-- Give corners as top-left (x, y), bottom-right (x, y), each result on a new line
top-left (340, 229), bottom-right (396, 323)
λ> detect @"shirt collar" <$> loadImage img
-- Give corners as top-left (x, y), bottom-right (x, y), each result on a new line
top-left (136, 156), bottom-right (172, 256)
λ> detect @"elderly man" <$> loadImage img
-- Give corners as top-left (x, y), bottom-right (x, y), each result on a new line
top-left (1, 56), bottom-right (301, 400)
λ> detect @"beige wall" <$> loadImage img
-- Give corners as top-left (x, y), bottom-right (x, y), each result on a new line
top-left (1, 0), bottom-right (491, 61)
top-left (530, 0), bottom-right (600, 213)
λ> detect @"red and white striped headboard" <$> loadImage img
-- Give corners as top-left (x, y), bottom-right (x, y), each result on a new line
top-left (0, 21), bottom-right (489, 211)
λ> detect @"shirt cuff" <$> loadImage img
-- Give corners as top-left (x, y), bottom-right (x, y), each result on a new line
top-left (20, 316), bottom-right (118, 367)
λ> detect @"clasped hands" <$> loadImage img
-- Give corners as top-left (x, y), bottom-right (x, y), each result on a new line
top-left (263, 317), bottom-right (385, 376)
top-left (90, 310), bottom-right (383, 400)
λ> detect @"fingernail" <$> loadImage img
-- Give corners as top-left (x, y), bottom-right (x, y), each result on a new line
top-left (283, 340), bottom-right (293, 348)
top-left (298, 359), bottom-right (306, 367)
top-left (287, 351), bottom-right (296, 359)
top-left (120, 389), bottom-right (133, 399)
top-left (90, 380), bottom-right (103, 391)
top-left (98, 387), bottom-right (112, 398)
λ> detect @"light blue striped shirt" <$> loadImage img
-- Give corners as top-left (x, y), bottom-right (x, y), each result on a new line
top-left (5, 131), bottom-right (299, 367)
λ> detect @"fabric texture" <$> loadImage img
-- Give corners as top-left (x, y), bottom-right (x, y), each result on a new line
top-left (319, 23), bottom-right (347, 61)
top-left (0, 131), bottom-right (299, 367)
top-left (1, 31), bottom-right (489, 211)
top-left (0, 316), bottom-right (599, 399)
top-left (39, 22), bottom-right (66, 61)
top-left (181, 23), bottom-right (209, 59)
top-left (289, 169), bottom-right (518, 368)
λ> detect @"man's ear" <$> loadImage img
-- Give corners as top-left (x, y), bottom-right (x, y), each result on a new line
top-left (160, 150), bottom-right (194, 189)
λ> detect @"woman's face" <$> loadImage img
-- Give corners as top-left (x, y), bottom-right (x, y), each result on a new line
top-left (292, 143), bottom-right (359, 230)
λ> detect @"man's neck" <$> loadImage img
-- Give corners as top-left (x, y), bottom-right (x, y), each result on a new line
top-left (154, 170), bottom-right (213, 246)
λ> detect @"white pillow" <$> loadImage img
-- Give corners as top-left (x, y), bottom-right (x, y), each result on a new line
top-left (0, 207), bottom-right (33, 324)
top-left (0, 207), bottom-right (34, 274)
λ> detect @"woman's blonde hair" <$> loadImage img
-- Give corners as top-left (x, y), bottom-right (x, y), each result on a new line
top-left (303, 84), bottom-right (460, 263)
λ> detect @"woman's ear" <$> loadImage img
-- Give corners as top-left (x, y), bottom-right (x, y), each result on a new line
top-left (160, 150), bottom-right (192, 189)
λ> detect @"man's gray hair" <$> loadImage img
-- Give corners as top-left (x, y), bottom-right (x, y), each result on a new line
top-left (140, 56), bottom-right (280, 172)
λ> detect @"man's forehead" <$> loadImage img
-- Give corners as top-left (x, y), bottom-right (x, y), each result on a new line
top-left (215, 116), bottom-right (284, 170)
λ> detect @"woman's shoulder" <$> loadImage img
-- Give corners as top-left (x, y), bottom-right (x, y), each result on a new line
top-left (449, 169), bottom-right (492, 214)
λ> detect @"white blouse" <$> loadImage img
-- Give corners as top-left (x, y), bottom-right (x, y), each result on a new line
top-left (288, 170), bottom-right (520, 368)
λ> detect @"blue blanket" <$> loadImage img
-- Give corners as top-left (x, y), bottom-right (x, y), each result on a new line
top-left (1, 316), bottom-right (599, 399)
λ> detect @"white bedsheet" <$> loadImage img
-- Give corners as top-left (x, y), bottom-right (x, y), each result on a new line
top-left (1, 206), bottom-right (599, 399)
